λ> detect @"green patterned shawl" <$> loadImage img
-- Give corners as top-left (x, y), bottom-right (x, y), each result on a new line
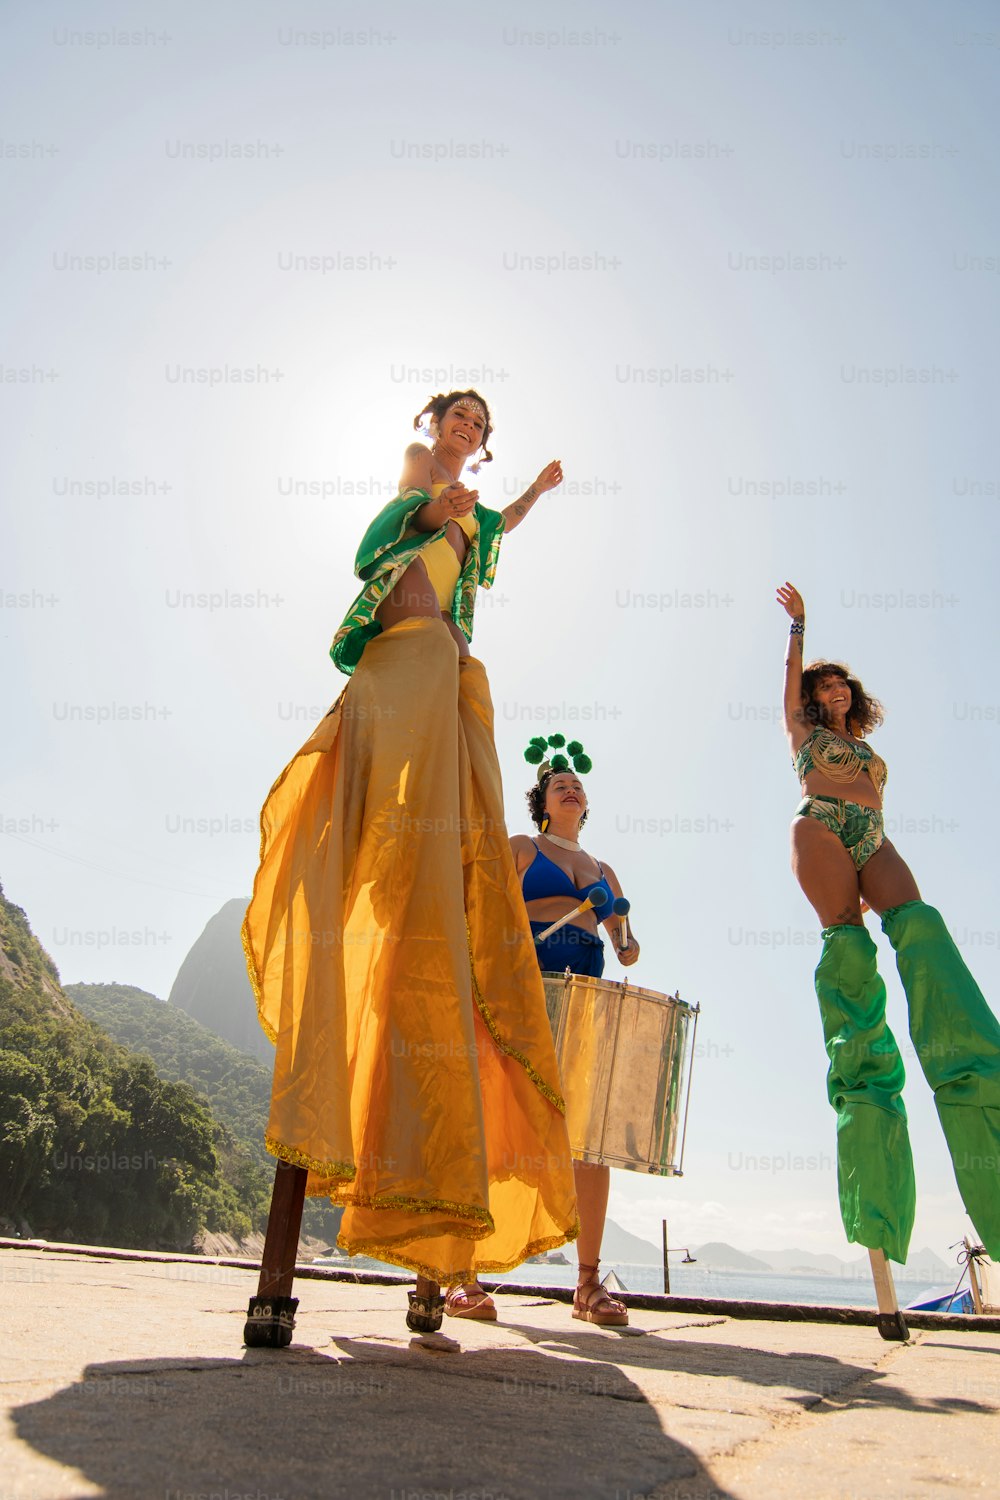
top-left (330, 489), bottom-right (506, 675)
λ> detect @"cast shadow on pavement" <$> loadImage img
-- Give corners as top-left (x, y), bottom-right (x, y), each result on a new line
top-left (15, 1329), bottom-right (995, 1500)
top-left (13, 1344), bottom-right (731, 1500)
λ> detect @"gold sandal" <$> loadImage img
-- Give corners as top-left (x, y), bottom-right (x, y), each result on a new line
top-left (573, 1261), bottom-right (628, 1327)
top-left (444, 1283), bottom-right (497, 1321)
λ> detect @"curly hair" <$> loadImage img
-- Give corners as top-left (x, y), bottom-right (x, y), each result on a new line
top-left (526, 770), bottom-right (589, 831)
top-left (801, 660), bottom-right (884, 737)
top-left (413, 389), bottom-right (494, 465)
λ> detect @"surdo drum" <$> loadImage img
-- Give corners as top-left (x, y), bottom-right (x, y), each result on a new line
top-left (542, 972), bottom-right (698, 1175)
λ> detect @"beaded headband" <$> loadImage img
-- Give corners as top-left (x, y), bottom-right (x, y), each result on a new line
top-left (524, 734), bottom-right (593, 781)
top-left (451, 397), bottom-right (487, 418)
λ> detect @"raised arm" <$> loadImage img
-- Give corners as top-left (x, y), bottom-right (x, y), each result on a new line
top-left (776, 582), bottom-right (809, 751)
top-left (501, 460), bottom-right (563, 533)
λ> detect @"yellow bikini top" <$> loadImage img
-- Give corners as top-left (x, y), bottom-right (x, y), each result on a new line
top-left (793, 726), bottom-right (888, 795)
top-left (429, 481), bottom-right (477, 539)
top-left (412, 483), bottom-right (479, 610)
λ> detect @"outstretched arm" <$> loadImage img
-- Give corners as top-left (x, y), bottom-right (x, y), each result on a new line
top-left (502, 460), bottom-right (563, 533)
top-left (399, 443), bottom-right (478, 533)
top-left (777, 581), bottom-right (808, 749)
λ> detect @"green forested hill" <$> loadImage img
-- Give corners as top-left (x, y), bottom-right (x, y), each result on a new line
top-left (65, 982), bottom-right (272, 1167)
top-left (65, 980), bottom-right (342, 1244)
top-left (0, 881), bottom-right (266, 1250)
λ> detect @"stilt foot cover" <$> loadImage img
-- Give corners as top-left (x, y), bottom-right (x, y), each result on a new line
top-left (875, 1310), bottom-right (910, 1342)
top-left (243, 1295), bottom-right (299, 1348)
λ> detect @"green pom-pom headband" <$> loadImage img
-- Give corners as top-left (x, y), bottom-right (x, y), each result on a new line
top-left (523, 733), bottom-right (593, 781)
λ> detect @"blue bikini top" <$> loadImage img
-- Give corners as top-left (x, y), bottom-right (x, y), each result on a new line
top-left (521, 841), bottom-right (614, 915)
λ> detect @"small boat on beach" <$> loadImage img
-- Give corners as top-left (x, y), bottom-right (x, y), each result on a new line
top-left (906, 1285), bottom-right (977, 1315)
top-left (905, 1238), bottom-right (996, 1316)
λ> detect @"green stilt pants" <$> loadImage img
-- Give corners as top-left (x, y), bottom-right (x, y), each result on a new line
top-left (814, 923), bottom-right (916, 1262)
top-left (882, 901), bottom-right (1000, 1259)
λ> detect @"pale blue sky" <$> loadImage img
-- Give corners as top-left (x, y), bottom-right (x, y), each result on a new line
top-left (3, 0), bottom-right (999, 1262)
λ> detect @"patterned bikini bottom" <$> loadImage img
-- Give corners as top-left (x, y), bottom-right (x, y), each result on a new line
top-left (795, 796), bottom-right (885, 871)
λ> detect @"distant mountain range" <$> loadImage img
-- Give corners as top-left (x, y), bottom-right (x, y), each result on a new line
top-left (598, 1218), bottom-right (667, 1266)
top-left (168, 898), bottom-right (273, 1065)
top-left (694, 1242), bottom-right (771, 1271)
top-left (748, 1245), bottom-right (954, 1278)
top-left (582, 1231), bottom-right (955, 1280)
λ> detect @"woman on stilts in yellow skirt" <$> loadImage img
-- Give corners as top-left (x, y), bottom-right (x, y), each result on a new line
top-left (243, 390), bottom-right (579, 1333)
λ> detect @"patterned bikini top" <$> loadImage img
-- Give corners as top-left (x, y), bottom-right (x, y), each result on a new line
top-left (793, 726), bottom-right (888, 795)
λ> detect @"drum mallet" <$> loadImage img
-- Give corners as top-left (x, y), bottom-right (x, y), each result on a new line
top-left (534, 889), bottom-right (611, 943)
top-left (612, 896), bottom-right (631, 952)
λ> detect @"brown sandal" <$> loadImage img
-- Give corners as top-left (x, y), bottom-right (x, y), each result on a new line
top-left (445, 1283), bottom-right (497, 1321)
top-left (573, 1261), bottom-right (628, 1327)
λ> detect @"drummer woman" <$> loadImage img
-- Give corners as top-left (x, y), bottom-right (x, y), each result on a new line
top-left (447, 739), bottom-right (640, 1325)
top-left (244, 392), bottom-right (580, 1336)
top-left (777, 582), bottom-right (1000, 1265)
top-left (524, 748), bottom-right (640, 1324)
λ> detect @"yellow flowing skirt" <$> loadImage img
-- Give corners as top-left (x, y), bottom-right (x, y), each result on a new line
top-left (243, 616), bottom-right (579, 1283)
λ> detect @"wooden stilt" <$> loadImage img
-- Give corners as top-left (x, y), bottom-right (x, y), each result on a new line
top-left (662, 1219), bottom-right (670, 1295)
top-left (966, 1238), bottom-right (985, 1315)
top-left (243, 1161), bottom-right (308, 1348)
top-left (868, 1248), bottom-right (909, 1341)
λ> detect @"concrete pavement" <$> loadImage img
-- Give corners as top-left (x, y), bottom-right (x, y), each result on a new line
top-left (2, 1246), bottom-right (998, 1500)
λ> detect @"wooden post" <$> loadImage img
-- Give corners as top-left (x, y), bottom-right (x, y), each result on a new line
top-left (868, 1248), bottom-right (909, 1341)
top-left (967, 1238), bottom-right (985, 1315)
top-left (243, 1160), bottom-right (308, 1347)
top-left (662, 1218), bottom-right (670, 1296)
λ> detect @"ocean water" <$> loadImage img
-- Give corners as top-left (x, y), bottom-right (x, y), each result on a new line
top-left (489, 1261), bottom-right (955, 1310)
top-left (314, 1256), bottom-right (958, 1310)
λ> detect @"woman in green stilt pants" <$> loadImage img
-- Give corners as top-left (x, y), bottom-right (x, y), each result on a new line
top-left (777, 582), bottom-right (1000, 1264)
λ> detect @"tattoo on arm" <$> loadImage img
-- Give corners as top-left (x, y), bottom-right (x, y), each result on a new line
top-left (512, 483), bottom-right (539, 518)
top-left (788, 614), bottom-right (805, 658)
top-left (502, 481), bottom-right (541, 529)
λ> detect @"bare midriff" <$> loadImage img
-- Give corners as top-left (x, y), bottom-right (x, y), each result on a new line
top-left (797, 766), bottom-right (882, 811)
top-left (375, 489), bottom-right (472, 650)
